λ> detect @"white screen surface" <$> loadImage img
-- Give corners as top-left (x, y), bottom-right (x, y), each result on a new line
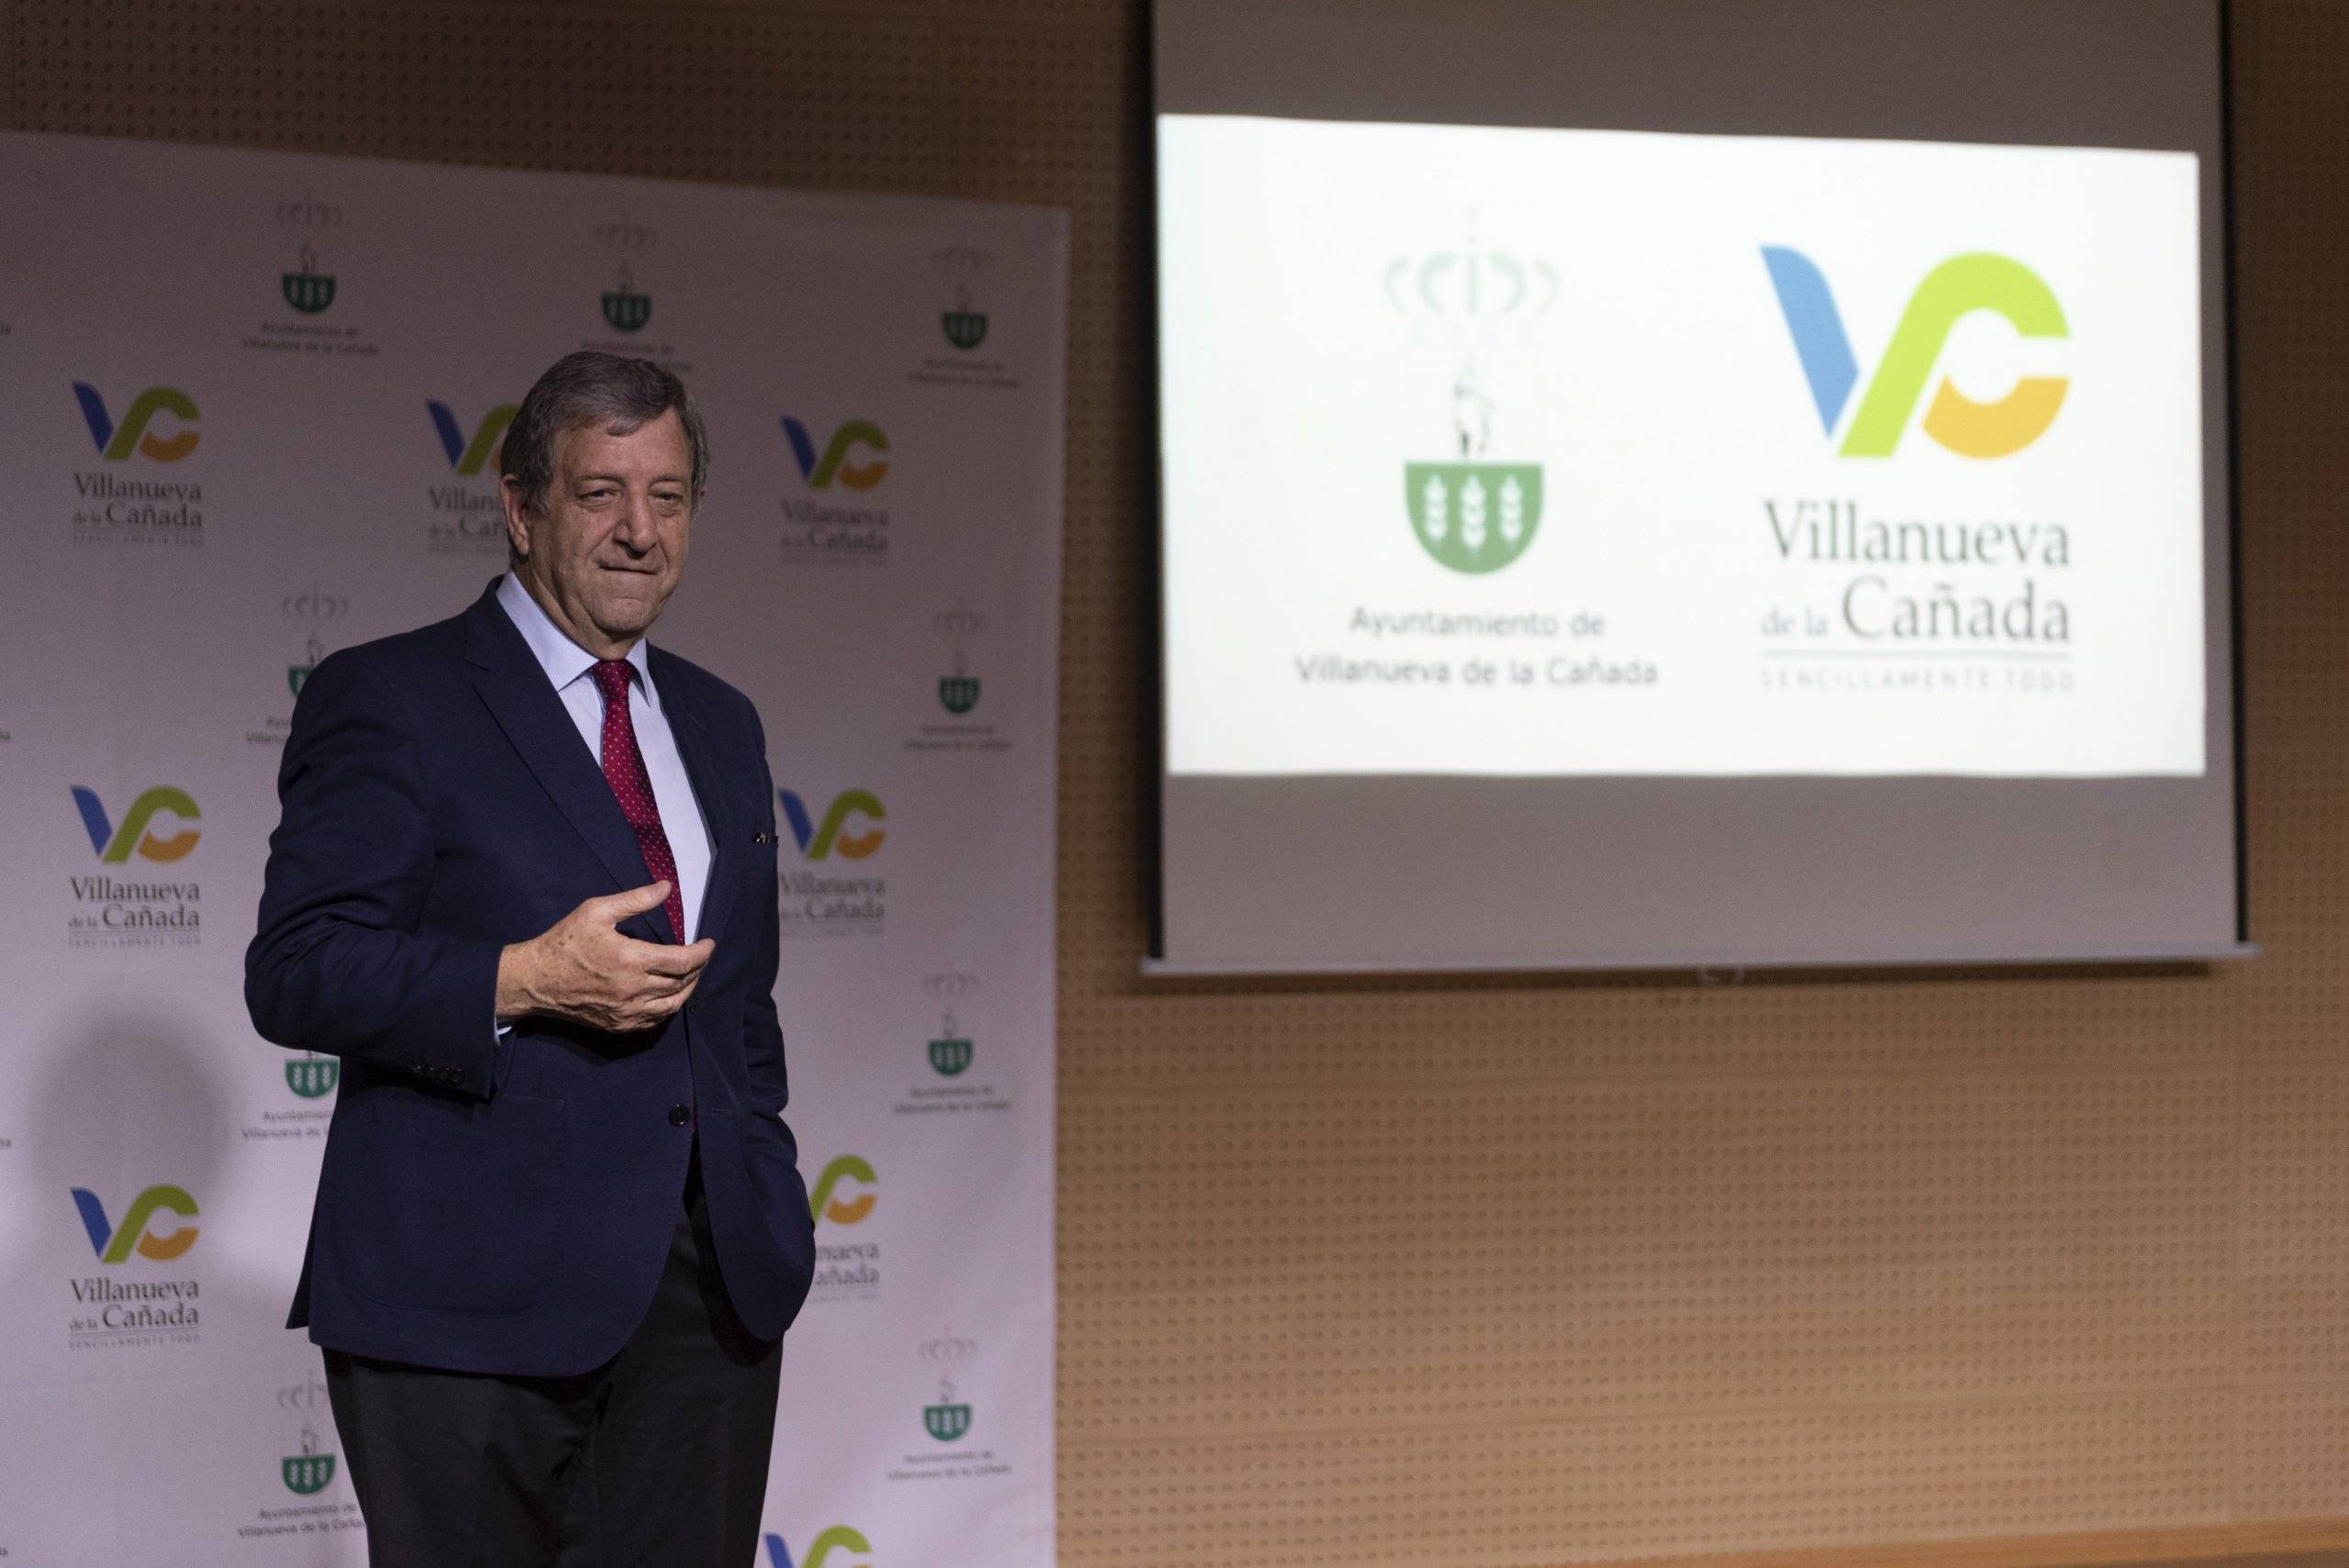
top-left (1152, 0), bottom-right (2243, 973)
top-left (1162, 117), bottom-right (2205, 779)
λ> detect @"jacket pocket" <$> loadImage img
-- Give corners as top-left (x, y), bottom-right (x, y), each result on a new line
top-left (345, 1088), bottom-right (566, 1315)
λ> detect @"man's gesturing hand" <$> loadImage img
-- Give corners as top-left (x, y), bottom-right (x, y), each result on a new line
top-left (495, 881), bottom-right (715, 1034)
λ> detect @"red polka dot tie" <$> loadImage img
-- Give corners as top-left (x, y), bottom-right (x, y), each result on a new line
top-left (590, 659), bottom-right (685, 942)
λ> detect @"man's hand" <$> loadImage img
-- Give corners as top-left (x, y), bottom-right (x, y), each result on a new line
top-left (495, 882), bottom-right (715, 1034)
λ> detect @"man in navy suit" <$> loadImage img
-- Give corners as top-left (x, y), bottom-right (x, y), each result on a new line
top-left (248, 351), bottom-right (814, 1566)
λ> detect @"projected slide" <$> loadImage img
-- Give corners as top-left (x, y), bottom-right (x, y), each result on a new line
top-left (1160, 116), bottom-right (2206, 778)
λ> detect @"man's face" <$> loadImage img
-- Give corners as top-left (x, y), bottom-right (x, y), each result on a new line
top-left (506, 408), bottom-right (695, 657)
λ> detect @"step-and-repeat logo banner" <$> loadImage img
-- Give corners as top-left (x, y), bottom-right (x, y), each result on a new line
top-left (0, 130), bottom-right (1065, 1568)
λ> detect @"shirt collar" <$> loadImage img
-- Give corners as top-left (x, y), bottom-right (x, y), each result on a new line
top-left (495, 572), bottom-right (658, 707)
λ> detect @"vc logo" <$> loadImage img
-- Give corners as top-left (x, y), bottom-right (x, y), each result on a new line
top-left (764, 1528), bottom-right (872, 1568)
top-left (782, 417), bottom-right (889, 490)
top-left (427, 401), bottom-right (518, 475)
top-left (72, 786), bottom-right (200, 862)
top-left (1762, 249), bottom-right (2069, 459)
top-left (73, 384), bottom-right (200, 462)
top-left (808, 1156), bottom-right (876, 1225)
top-left (778, 788), bottom-right (885, 861)
top-left (72, 1184), bottom-right (199, 1262)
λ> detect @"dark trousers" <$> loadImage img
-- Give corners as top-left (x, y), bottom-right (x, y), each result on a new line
top-left (324, 1152), bottom-right (782, 1568)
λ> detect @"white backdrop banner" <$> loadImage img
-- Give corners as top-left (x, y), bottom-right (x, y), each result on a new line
top-left (0, 130), bottom-right (1064, 1568)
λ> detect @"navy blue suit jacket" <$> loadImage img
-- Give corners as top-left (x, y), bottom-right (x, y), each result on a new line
top-left (247, 581), bottom-right (816, 1375)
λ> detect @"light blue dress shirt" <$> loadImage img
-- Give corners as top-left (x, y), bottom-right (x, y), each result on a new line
top-left (495, 571), bottom-right (713, 941)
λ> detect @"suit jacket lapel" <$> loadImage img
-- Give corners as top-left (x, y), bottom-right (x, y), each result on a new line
top-left (654, 647), bottom-right (740, 953)
top-left (464, 588), bottom-right (676, 945)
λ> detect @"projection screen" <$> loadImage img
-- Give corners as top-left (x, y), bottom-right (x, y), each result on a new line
top-left (1152, 0), bottom-right (2244, 973)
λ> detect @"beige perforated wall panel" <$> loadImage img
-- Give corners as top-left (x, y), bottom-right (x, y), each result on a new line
top-left (10, 2), bottom-right (2346, 1563)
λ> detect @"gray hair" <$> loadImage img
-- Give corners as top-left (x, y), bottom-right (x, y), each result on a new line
top-left (501, 350), bottom-right (709, 519)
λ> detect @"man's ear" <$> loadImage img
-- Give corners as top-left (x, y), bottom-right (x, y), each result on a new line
top-left (500, 474), bottom-right (533, 561)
